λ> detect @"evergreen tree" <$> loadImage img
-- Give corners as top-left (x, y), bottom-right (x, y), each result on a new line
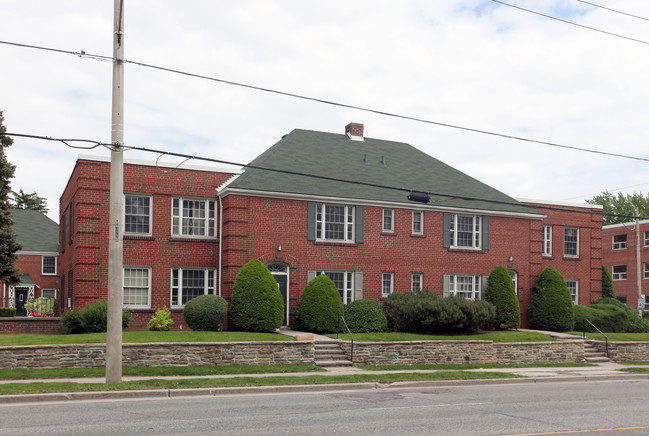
top-left (601, 265), bottom-right (615, 299)
top-left (484, 265), bottom-right (520, 329)
top-left (11, 189), bottom-right (48, 213)
top-left (528, 266), bottom-right (574, 332)
top-left (0, 111), bottom-right (22, 285)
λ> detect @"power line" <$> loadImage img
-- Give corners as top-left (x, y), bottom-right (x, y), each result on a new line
top-left (575, 0), bottom-right (649, 22)
top-left (1, 39), bottom-right (649, 164)
top-left (2, 131), bottom-right (646, 221)
top-left (492, 0), bottom-right (649, 46)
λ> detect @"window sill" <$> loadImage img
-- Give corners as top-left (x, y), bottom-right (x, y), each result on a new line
top-left (410, 233), bottom-right (425, 238)
top-left (381, 232), bottom-right (397, 237)
top-left (170, 237), bottom-right (217, 243)
top-left (447, 247), bottom-right (485, 253)
top-left (542, 255), bottom-right (554, 260)
top-left (562, 256), bottom-right (582, 261)
top-left (124, 234), bottom-right (155, 241)
top-left (313, 240), bottom-right (358, 247)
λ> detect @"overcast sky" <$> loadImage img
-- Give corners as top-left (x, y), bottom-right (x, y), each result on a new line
top-left (1, 0), bottom-right (648, 222)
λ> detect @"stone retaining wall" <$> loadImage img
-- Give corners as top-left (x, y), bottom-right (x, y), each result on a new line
top-left (0, 342), bottom-right (314, 370)
top-left (340, 340), bottom-right (586, 365)
top-left (591, 341), bottom-right (649, 362)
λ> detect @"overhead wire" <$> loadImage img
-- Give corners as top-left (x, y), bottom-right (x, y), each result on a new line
top-left (2, 131), bottom-right (646, 221)
top-left (1, 39), bottom-right (649, 163)
top-left (575, 0), bottom-right (649, 22)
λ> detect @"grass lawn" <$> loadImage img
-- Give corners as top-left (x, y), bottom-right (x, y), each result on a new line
top-left (329, 331), bottom-right (555, 342)
top-left (0, 364), bottom-right (324, 381)
top-left (570, 332), bottom-right (649, 342)
top-left (0, 371), bottom-right (523, 396)
top-left (360, 362), bottom-right (595, 371)
top-left (0, 331), bottom-right (293, 346)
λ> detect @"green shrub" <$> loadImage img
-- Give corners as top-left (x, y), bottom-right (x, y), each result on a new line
top-left (182, 295), bottom-right (228, 331)
top-left (574, 304), bottom-right (629, 333)
top-left (484, 265), bottom-right (520, 329)
top-left (295, 275), bottom-right (344, 333)
top-left (61, 309), bottom-right (84, 334)
top-left (343, 299), bottom-right (388, 333)
top-left (601, 265), bottom-right (615, 299)
top-left (148, 306), bottom-right (175, 331)
top-left (383, 291), bottom-right (495, 334)
top-left (592, 297), bottom-right (649, 333)
top-left (528, 266), bottom-right (574, 332)
top-left (0, 307), bottom-right (16, 316)
top-left (230, 259), bottom-right (284, 332)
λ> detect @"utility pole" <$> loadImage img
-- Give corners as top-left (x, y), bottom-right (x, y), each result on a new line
top-left (636, 207), bottom-right (643, 316)
top-left (106, 0), bottom-right (125, 384)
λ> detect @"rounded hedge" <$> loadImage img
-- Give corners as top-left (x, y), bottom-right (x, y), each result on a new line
top-left (182, 295), bottom-right (228, 331)
top-left (484, 265), bottom-right (520, 329)
top-left (529, 266), bottom-right (574, 332)
top-left (230, 259), bottom-right (284, 332)
top-left (295, 274), bottom-right (344, 333)
top-left (344, 299), bottom-right (388, 333)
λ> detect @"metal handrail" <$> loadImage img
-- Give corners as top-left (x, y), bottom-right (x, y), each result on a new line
top-left (338, 315), bottom-right (354, 363)
top-left (583, 319), bottom-right (609, 358)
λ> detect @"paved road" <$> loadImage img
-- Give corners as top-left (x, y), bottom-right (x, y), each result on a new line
top-left (2, 379), bottom-right (649, 435)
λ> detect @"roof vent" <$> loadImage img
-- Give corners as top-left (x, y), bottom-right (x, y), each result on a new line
top-left (345, 123), bottom-right (364, 141)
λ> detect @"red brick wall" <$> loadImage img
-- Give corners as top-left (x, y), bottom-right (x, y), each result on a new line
top-left (602, 220), bottom-right (649, 309)
top-left (0, 318), bottom-right (65, 334)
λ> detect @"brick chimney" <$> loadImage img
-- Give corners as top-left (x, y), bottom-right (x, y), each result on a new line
top-left (345, 123), bottom-right (364, 141)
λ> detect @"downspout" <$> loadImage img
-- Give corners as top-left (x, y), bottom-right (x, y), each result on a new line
top-left (218, 193), bottom-right (223, 297)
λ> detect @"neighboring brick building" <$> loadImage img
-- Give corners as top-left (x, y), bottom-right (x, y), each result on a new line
top-left (1, 208), bottom-right (59, 315)
top-left (602, 220), bottom-right (649, 310)
top-left (53, 123), bottom-right (602, 329)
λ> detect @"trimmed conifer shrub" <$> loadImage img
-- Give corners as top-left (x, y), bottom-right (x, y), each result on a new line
top-left (344, 299), bottom-right (388, 333)
top-left (528, 266), bottom-right (574, 332)
top-left (182, 295), bottom-right (227, 331)
top-left (295, 274), bottom-right (344, 333)
top-left (484, 265), bottom-right (520, 329)
top-left (601, 265), bottom-right (615, 299)
top-left (230, 258), bottom-right (284, 332)
top-left (574, 303), bottom-right (629, 333)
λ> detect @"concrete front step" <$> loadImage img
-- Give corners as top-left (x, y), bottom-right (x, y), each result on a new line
top-left (315, 359), bottom-right (353, 367)
top-left (314, 342), bottom-right (352, 367)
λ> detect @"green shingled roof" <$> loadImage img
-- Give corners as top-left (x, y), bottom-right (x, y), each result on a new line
top-left (10, 208), bottom-right (59, 253)
top-left (227, 128), bottom-right (541, 216)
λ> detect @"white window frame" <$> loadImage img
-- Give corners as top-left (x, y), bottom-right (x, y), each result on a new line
top-left (172, 198), bottom-right (216, 238)
top-left (542, 225), bottom-right (552, 257)
top-left (382, 272), bottom-right (394, 296)
top-left (42, 289), bottom-right (56, 299)
top-left (612, 234), bottom-right (627, 250)
top-left (412, 211), bottom-right (423, 235)
top-left (123, 267), bottom-right (151, 308)
top-left (124, 194), bottom-right (152, 235)
top-left (42, 255), bottom-right (57, 275)
top-left (645, 263), bottom-right (649, 280)
top-left (564, 227), bottom-right (579, 257)
top-left (645, 230), bottom-right (649, 247)
top-left (411, 272), bottom-right (423, 293)
top-left (612, 265), bottom-right (627, 281)
top-left (450, 214), bottom-right (482, 249)
top-left (171, 268), bottom-right (217, 307)
top-left (448, 274), bottom-right (482, 301)
top-left (315, 203), bottom-right (355, 242)
top-left (565, 279), bottom-right (579, 304)
top-left (383, 209), bottom-right (394, 233)
top-left (315, 270), bottom-right (355, 304)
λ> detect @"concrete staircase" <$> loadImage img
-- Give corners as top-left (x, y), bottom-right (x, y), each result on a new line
top-left (584, 340), bottom-right (610, 363)
top-left (314, 341), bottom-right (352, 367)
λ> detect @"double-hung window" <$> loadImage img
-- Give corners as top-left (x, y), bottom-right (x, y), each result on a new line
top-left (125, 194), bottom-right (152, 234)
top-left (42, 256), bottom-right (56, 275)
top-left (382, 209), bottom-right (394, 233)
top-left (382, 272), bottom-right (394, 296)
top-left (542, 225), bottom-right (552, 257)
top-left (412, 211), bottom-right (423, 235)
top-left (644, 263), bottom-right (649, 280)
top-left (612, 234), bottom-right (627, 250)
top-left (645, 231), bottom-right (649, 247)
top-left (171, 268), bottom-right (216, 306)
top-left (123, 267), bottom-right (151, 307)
top-left (565, 279), bottom-right (578, 304)
top-left (313, 270), bottom-right (355, 304)
top-left (564, 227), bottom-right (579, 257)
top-left (411, 272), bottom-right (423, 293)
top-left (444, 214), bottom-right (488, 250)
top-left (612, 265), bottom-right (627, 281)
top-left (172, 198), bottom-right (216, 237)
top-left (315, 203), bottom-right (355, 242)
top-left (444, 274), bottom-right (482, 300)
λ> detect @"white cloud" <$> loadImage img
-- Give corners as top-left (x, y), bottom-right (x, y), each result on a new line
top-left (2, 0), bottom-right (649, 221)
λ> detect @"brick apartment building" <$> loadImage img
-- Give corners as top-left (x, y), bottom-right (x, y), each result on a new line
top-left (602, 220), bottom-right (649, 310)
top-left (0, 208), bottom-right (59, 316)
top-left (51, 123), bottom-right (602, 329)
